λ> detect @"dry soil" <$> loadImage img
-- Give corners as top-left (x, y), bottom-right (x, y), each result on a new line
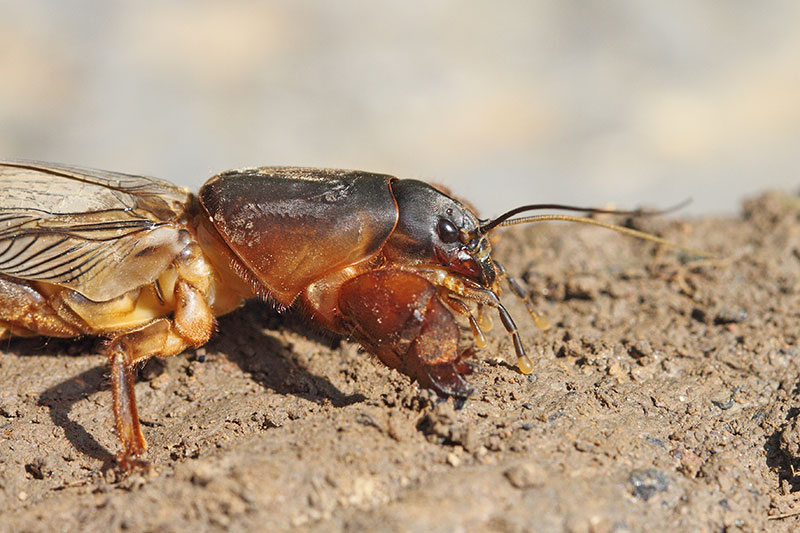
top-left (1, 192), bottom-right (798, 532)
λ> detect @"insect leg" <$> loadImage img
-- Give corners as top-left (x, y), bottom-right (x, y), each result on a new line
top-left (107, 337), bottom-right (146, 467)
top-left (494, 261), bottom-right (550, 331)
top-left (476, 304), bottom-right (493, 332)
top-left (445, 296), bottom-right (487, 349)
top-left (172, 279), bottom-right (215, 346)
top-left (418, 269), bottom-right (534, 375)
top-left (0, 277), bottom-right (84, 338)
top-left (496, 302), bottom-right (534, 375)
top-left (450, 290), bottom-right (533, 374)
top-left (105, 316), bottom-right (194, 468)
top-left (106, 279), bottom-right (214, 468)
top-left (338, 269), bottom-right (474, 398)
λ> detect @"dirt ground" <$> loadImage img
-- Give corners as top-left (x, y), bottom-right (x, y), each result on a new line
top-left (0, 191), bottom-right (798, 532)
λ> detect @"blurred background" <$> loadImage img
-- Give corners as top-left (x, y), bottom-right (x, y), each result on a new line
top-left (1, 1), bottom-right (798, 216)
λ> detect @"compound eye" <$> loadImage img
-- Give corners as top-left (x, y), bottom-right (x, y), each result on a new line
top-left (436, 218), bottom-right (459, 244)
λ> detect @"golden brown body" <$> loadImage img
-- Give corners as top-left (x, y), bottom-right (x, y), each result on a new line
top-left (1, 161), bottom-right (539, 468)
top-left (0, 162), bottom-right (255, 465)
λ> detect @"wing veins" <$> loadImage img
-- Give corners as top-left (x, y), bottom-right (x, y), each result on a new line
top-left (0, 206), bottom-right (136, 217)
top-left (0, 236), bottom-right (15, 257)
top-left (0, 235), bottom-right (39, 269)
top-left (60, 244), bottom-right (121, 284)
top-left (0, 161), bottom-right (166, 195)
top-left (32, 246), bottom-right (107, 282)
top-left (4, 238), bottom-right (84, 277)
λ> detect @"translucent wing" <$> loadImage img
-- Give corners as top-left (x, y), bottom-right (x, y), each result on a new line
top-left (0, 160), bottom-right (193, 301)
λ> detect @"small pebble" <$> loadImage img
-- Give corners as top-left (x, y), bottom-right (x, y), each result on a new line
top-left (149, 372), bottom-right (171, 390)
top-left (504, 463), bottom-right (546, 489)
top-left (607, 360), bottom-right (626, 379)
top-left (630, 469), bottom-right (669, 501)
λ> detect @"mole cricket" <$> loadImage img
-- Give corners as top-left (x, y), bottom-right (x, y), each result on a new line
top-left (0, 160), bottom-right (692, 468)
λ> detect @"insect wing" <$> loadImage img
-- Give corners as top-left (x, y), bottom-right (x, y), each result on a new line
top-left (0, 161), bottom-right (192, 301)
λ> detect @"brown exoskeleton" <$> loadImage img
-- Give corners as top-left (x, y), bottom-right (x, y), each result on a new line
top-left (0, 161), bottom-right (692, 468)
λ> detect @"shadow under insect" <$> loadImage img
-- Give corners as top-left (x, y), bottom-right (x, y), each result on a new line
top-left (6, 301), bottom-right (361, 464)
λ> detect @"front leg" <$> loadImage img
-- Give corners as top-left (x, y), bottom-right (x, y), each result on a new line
top-left (338, 269), bottom-right (473, 398)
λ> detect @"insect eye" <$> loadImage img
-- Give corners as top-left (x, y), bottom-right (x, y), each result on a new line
top-left (436, 218), bottom-right (459, 243)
